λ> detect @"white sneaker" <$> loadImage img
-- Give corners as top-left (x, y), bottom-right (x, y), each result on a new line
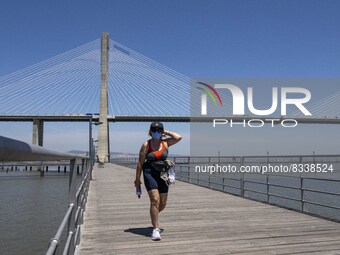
top-left (151, 228), bottom-right (161, 241)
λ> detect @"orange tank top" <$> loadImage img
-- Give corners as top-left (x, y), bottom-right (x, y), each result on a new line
top-left (145, 140), bottom-right (168, 161)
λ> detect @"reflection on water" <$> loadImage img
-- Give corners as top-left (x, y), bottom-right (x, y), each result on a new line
top-left (0, 171), bottom-right (71, 255)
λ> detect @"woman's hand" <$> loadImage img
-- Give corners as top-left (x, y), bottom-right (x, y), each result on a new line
top-left (134, 179), bottom-right (142, 187)
top-left (163, 130), bottom-right (182, 146)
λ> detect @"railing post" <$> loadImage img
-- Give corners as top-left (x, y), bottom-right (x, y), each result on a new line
top-left (298, 156), bottom-right (304, 212)
top-left (208, 157), bottom-right (211, 188)
top-left (266, 174), bottom-right (269, 203)
top-left (240, 157), bottom-right (245, 197)
top-left (301, 176), bottom-right (304, 212)
top-left (266, 154), bottom-right (270, 203)
top-left (68, 159), bottom-right (77, 254)
top-left (81, 159), bottom-right (86, 178)
top-left (188, 156), bottom-right (191, 183)
top-left (90, 139), bottom-right (95, 180)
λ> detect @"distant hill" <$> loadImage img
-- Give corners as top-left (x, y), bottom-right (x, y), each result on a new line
top-left (66, 150), bottom-right (186, 158)
top-left (67, 150), bottom-right (88, 156)
top-left (110, 152), bottom-right (139, 158)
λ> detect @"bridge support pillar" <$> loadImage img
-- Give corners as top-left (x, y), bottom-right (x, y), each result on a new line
top-left (32, 119), bottom-right (44, 146)
top-left (97, 32), bottom-right (110, 163)
top-left (32, 119), bottom-right (44, 174)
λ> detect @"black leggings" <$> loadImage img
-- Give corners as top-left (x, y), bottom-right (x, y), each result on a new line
top-left (143, 164), bottom-right (169, 194)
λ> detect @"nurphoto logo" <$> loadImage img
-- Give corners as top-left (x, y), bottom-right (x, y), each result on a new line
top-left (196, 82), bottom-right (312, 127)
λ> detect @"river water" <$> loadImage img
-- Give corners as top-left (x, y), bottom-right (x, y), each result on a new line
top-left (0, 171), bottom-right (72, 255)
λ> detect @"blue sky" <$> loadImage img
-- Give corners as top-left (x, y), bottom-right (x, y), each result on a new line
top-left (1, 0), bottom-right (340, 155)
top-left (2, 0), bottom-right (340, 78)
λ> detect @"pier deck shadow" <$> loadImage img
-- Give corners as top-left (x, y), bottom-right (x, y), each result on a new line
top-left (76, 164), bottom-right (340, 255)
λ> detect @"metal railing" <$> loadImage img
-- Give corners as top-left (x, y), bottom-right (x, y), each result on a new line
top-left (0, 136), bottom-right (94, 255)
top-left (46, 158), bottom-right (93, 255)
top-left (112, 155), bottom-right (340, 222)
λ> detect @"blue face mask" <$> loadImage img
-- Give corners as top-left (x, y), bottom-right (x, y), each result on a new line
top-left (151, 131), bottom-right (162, 139)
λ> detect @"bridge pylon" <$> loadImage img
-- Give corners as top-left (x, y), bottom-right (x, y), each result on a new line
top-left (97, 32), bottom-right (110, 163)
top-left (32, 119), bottom-right (44, 146)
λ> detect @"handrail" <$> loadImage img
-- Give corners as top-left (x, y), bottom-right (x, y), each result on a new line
top-left (0, 136), bottom-right (85, 161)
top-left (168, 154), bottom-right (340, 159)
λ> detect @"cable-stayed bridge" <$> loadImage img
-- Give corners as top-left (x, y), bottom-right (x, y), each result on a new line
top-left (1, 32), bottom-right (340, 163)
top-left (0, 32), bottom-right (194, 162)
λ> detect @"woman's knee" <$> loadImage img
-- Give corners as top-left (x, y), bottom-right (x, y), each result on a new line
top-left (159, 201), bottom-right (167, 211)
top-left (149, 191), bottom-right (160, 207)
top-left (151, 197), bottom-right (160, 207)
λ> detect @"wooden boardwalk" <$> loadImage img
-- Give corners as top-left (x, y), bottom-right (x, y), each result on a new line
top-left (76, 164), bottom-right (340, 255)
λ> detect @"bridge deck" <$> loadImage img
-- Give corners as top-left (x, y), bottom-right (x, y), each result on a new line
top-left (76, 164), bottom-right (340, 255)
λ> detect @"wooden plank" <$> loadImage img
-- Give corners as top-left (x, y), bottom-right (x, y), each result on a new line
top-left (76, 164), bottom-right (340, 255)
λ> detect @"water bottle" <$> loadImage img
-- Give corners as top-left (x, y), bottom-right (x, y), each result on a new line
top-left (136, 185), bottom-right (142, 199)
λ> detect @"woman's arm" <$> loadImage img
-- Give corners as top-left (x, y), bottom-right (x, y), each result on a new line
top-left (134, 142), bottom-right (147, 187)
top-left (163, 130), bottom-right (182, 147)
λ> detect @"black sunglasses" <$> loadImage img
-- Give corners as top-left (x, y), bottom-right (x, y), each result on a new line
top-left (151, 128), bottom-right (163, 132)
